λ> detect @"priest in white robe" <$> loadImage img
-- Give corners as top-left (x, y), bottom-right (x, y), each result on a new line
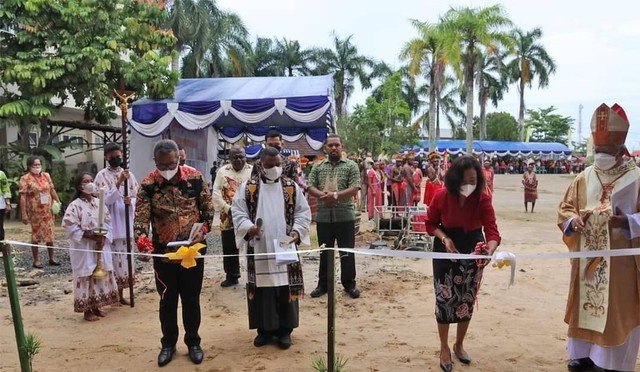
top-left (558, 103), bottom-right (640, 372)
top-left (231, 146), bottom-right (311, 350)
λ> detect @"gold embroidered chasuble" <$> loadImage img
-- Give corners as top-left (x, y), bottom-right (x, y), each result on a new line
top-left (558, 161), bottom-right (640, 346)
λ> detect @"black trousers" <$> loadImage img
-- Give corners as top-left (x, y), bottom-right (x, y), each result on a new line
top-left (221, 229), bottom-right (240, 279)
top-left (0, 209), bottom-right (5, 241)
top-left (316, 221), bottom-right (356, 291)
top-left (153, 252), bottom-right (205, 348)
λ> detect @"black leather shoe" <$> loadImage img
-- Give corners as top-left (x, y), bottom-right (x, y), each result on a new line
top-left (310, 287), bottom-right (327, 298)
top-left (254, 334), bottom-right (271, 347)
top-left (453, 344), bottom-right (471, 364)
top-left (188, 345), bottom-right (204, 364)
top-left (157, 346), bottom-right (175, 367)
top-left (439, 361), bottom-right (453, 372)
top-left (278, 334), bottom-right (292, 350)
top-left (220, 278), bottom-right (239, 287)
top-left (345, 287), bottom-right (360, 299)
top-left (567, 357), bottom-right (595, 372)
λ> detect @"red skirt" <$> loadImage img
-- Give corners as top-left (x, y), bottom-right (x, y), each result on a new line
top-left (423, 182), bottom-right (443, 206)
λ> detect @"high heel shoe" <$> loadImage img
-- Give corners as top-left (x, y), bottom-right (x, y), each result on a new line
top-left (453, 344), bottom-right (471, 364)
top-left (439, 349), bottom-right (453, 372)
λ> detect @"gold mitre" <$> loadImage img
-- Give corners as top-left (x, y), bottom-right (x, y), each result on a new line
top-left (591, 103), bottom-right (629, 146)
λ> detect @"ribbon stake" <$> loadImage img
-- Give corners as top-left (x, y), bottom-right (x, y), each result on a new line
top-left (165, 243), bottom-right (206, 269)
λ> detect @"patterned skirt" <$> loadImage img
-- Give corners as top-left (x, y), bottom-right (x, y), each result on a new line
top-left (524, 187), bottom-right (538, 202)
top-left (73, 272), bottom-right (119, 313)
top-left (432, 228), bottom-right (484, 324)
top-left (111, 239), bottom-right (134, 290)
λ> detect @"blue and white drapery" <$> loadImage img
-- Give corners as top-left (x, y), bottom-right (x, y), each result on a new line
top-left (127, 75), bottom-right (335, 181)
top-left (128, 75), bottom-right (335, 151)
top-left (404, 140), bottom-right (572, 157)
top-left (243, 144), bottom-right (300, 160)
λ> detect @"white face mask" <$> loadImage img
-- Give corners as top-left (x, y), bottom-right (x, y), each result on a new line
top-left (459, 184), bottom-right (476, 197)
top-left (82, 182), bottom-right (97, 194)
top-left (30, 166), bottom-right (42, 174)
top-left (159, 167), bottom-right (179, 180)
top-left (263, 166), bottom-right (282, 181)
top-left (594, 153), bottom-right (617, 170)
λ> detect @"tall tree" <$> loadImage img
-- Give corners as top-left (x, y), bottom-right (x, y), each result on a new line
top-left (400, 20), bottom-right (447, 151)
top-left (0, 0), bottom-right (177, 163)
top-left (506, 27), bottom-right (557, 141)
top-left (202, 10), bottom-right (249, 77)
top-left (274, 38), bottom-right (312, 76)
top-left (411, 75), bottom-right (464, 141)
top-left (526, 106), bottom-right (573, 144)
top-left (247, 37), bottom-right (282, 77)
top-left (485, 112), bottom-right (518, 141)
top-left (440, 5), bottom-right (514, 154)
top-left (476, 50), bottom-right (508, 140)
top-left (312, 33), bottom-right (375, 117)
top-left (166, 0), bottom-right (213, 73)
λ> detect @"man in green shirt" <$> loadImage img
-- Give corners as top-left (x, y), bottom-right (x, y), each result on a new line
top-left (307, 134), bottom-right (361, 299)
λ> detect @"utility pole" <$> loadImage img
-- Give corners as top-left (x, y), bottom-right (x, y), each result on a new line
top-left (578, 104), bottom-right (583, 143)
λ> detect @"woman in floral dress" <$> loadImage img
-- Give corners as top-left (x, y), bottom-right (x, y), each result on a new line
top-left (63, 172), bottom-right (119, 321)
top-left (425, 156), bottom-right (501, 371)
top-left (19, 156), bottom-right (61, 268)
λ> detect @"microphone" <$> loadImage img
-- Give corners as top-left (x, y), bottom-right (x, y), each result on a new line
top-left (255, 218), bottom-right (263, 240)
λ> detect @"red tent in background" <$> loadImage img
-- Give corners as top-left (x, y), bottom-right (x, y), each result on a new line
top-left (630, 150), bottom-right (640, 157)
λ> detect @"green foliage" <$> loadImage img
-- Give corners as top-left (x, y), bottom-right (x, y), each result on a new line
top-left (525, 106), bottom-right (573, 144)
top-left (22, 332), bottom-right (42, 372)
top-left (311, 355), bottom-right (349, 372)
top-left (342, 73), bottom-right (416, 154)
top-left (486, 112), bottom-right (518, 141)
top-left (0, 0), bottom-right (179, 125)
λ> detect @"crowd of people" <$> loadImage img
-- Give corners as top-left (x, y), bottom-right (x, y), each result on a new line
top-left (11, 103), bottom-right (640, 371)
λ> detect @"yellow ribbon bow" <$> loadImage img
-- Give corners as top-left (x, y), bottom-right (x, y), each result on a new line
top-left (165, 243), bottom-right (206, 269)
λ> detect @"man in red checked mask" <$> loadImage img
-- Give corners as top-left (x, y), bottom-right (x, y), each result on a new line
top-left (558, 103), bottom-right (640, 372)
top-left (134, 139), bottom-right (215, 367)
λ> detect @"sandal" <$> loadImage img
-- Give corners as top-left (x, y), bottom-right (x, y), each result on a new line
top-left (33, 262), bottom-right (43, 269)
top-left (48, 260), bottom-right (61, 266)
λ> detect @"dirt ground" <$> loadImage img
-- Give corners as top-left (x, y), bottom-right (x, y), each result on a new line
top-left (1, 173), bottom-right (637, 371)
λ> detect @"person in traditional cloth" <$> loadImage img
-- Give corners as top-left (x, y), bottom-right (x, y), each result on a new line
top-left (212, 145), bottom-right (253, 288)
top-left (307, 134), bottom-right (362, 299)
top-left (251, 129), bottom-right (298, 183)
top-left (482, 160), bottom-right (494, 198)
top-left (19, 155), bottom-right (61, 268)
top-left (63, 172), bottom-right (119, 321)
top-left (134, 139), bottom-right (214, 367)
top-left (94, 142), bottom-right (139, 305)
top-left (425, 156), bottom-right (500, 372)
top-left (412, 161), bottom-right (423, 206)
top-left (423, 152), bottom-right (445, 206)
top-left (384, 160), bottom-right (394, 206)
top-left (230, 146), bottom-right (311, 349)
top-left (522, 162), bottom-right (538, 212)
top-left (390, 159), bottom-right (404, 207)
top-left (367, 161), bottom-right (384, 220)
top-left (558, 103), bottom-right (640, 372)
top-left (400, 157), bottom-right (417, 207)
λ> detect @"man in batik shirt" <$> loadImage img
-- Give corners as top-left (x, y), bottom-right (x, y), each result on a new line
top-left (212, 145), bottom-right (252, 287)
top-left (134, 139), bottom-right (214, 367)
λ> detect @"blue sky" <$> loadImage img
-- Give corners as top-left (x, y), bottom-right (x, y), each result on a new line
top-left (217, 0), bottom-right (640, 149)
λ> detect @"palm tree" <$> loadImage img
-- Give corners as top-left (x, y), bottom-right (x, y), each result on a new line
top-left (506, 27), bottom-right (557, 141)
top-left (247, 37), bottom-right (283, 77)
top-left (202, 11), bottom-right (249, 77)
top-left (274, 38), bottom-right (312, 76)
top-left (311, 33), bottom-right (376, 117)
top-left (476, 50), bottom-right (509, 140)
top-left (440, 5), bottom-right (514, 153)
top-left (166, 0), bottom-right (202, 73)
top-left (400, 19), bottom-right (447, 151)
top-left (413, 75), bottom-right (464, 140)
